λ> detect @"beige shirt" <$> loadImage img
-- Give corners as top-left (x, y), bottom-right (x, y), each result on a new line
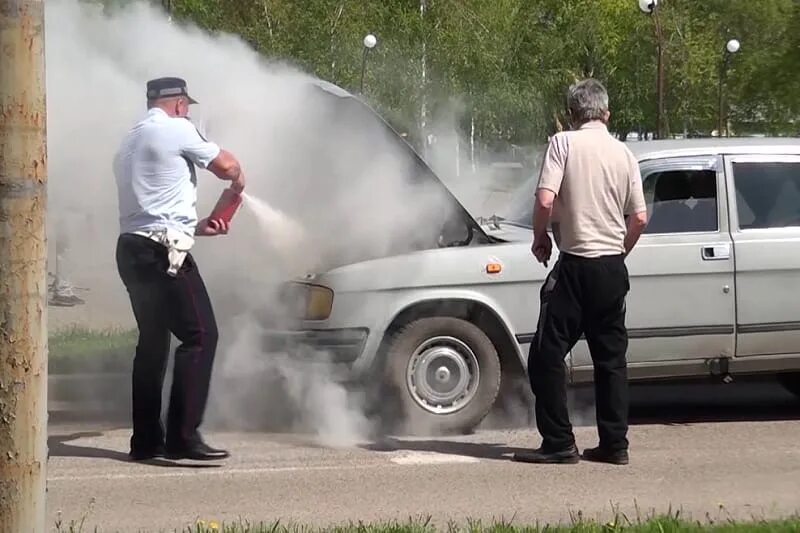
top-left (536, 121), bottom-right (646, 258)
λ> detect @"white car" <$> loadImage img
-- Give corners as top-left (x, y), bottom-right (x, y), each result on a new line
top-left (267, 81), bottom-right (800, 435)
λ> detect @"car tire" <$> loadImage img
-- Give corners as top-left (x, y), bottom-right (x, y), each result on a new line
top-left (778, 372), bottom-right (800, 399)
top-left (381, 317), bottom-right (501, 436)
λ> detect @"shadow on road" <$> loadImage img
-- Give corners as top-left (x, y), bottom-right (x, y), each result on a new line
top-left (360, 380), bottom-right (800, 460)
top-left (562, 379), bottom-right (796, 430)
top-left (540, 377), bottom-right (800, 428)
top-left (48, 432), bottom-right (221, 469)
top-left (627, 378), bottom-right (800, 425)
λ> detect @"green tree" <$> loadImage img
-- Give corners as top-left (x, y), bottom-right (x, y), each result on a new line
top-left (105, 0), bottom-right (799, 151)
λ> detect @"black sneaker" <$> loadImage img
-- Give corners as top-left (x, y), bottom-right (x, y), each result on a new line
top-left (512, 444), bottom-right (580, 464)
top-left (581, 446), bottom-right (629, 465)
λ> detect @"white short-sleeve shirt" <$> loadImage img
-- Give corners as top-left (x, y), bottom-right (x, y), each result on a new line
top-left (113, 107), bottom-right (221, 237)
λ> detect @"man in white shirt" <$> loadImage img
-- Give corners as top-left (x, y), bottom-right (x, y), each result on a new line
top-left (113, 77), bottom-right (245, 461)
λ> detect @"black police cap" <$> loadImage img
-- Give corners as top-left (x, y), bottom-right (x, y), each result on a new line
top-left (146, 77), bottom-right (198, 104)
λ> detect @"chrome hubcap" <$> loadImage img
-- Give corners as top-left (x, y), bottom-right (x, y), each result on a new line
top-left (406, 336), bottom-right (480, 415)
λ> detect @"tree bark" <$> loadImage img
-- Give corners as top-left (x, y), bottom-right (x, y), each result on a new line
top-left (0, 0), bottom-right (49, 531)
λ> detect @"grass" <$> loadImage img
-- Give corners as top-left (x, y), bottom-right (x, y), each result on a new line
top-left (48, 326), bottom-right (137, 374)
top-left (52, 513), bottom-right (800, 533)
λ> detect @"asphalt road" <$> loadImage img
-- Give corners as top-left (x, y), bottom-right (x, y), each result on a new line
top-left (47, 380), bottom-right (800, 532)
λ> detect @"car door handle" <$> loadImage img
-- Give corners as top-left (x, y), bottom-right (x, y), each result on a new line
top-left (701, 244), bottom-right (730, 260)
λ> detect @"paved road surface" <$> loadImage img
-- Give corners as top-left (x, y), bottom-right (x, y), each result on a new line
top-left (47, 381), bottom-right (800, 532)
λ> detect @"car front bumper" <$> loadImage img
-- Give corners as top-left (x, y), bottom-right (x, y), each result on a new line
top-left (261, 327), bottom-right (370, 368)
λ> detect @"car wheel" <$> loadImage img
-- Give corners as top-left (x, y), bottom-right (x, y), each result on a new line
top-left (382, 317), bottom-right (501, 436)
top-left (778, 372), bottom-right (800, 398)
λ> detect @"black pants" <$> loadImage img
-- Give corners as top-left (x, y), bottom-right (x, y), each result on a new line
top-left (116, 233), bottom-right (219, 452)
top-left (527, 252), bottom-right (630, 452)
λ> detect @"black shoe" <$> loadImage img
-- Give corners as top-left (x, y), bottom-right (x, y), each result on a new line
top-left (166, 441), bottom-right (230, 461)
top-left (581, 446), bottom-right (629, 465)
top-left (129, 445), bottom-right (165, 461)
top-left (512, 444), bottom-right (580, 464)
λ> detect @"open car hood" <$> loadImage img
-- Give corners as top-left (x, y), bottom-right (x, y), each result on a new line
top-left (292, 79), bottom-right (490, 267)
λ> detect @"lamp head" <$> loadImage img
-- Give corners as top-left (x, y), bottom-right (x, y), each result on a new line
top-left (638, 0), bottom-right (657, 14)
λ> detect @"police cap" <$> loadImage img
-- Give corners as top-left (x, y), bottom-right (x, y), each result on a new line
top-left (146, 77), bottom-right (198, 104)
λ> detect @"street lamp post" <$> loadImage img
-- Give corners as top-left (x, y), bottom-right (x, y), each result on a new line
top-left (639, 0), bottom-right (666, 139)
top-left (717, 38), bottom-right (740, 137)
top-left (420, 0), bottom-right (428, 159)
top-left (360, 33), bottom-right (377, 94)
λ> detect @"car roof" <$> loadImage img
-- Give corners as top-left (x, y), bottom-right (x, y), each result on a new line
top-left (504, 136), bottom-right (800, 203)
top-left (628, 137), bottom-right (800, 162)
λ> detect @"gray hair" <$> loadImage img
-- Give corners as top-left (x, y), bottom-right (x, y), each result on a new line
top-left (567, 78), bottom-right (609, 123)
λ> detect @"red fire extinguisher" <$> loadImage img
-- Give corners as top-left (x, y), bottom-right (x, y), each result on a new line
top-left (208, 187), bottom-right (242, 226)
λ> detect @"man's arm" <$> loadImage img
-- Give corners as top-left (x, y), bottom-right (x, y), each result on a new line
top-left (532, 134), bottom-right (567, 238)
top-left (179, 120), bottom-right (245, 192)
top-left (533, 188), bottom-right (556, 242)
top-left (623, 151), bottom-right (648, 256)
top-left (624, 211), bottom-right (648, 255)
top-left (207, 149), bottom-right (245, 193)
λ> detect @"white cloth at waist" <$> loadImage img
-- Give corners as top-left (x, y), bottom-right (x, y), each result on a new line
top-left (128, 228), bottom-right (195, 276)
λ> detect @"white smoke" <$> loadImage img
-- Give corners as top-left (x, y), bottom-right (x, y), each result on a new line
top-left (44, 0), bottom-right (514, 443)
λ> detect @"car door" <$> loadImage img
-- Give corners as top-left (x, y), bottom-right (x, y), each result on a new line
top-left (726, 154), bottom-right (800, 357)
top-left (570, 154), bottom-right (736, 372)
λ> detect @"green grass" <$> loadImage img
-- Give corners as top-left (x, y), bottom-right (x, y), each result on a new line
top-left (48, 326), bottom-right (137, 374)
top-left (52, 514), bottom-right (800, 533)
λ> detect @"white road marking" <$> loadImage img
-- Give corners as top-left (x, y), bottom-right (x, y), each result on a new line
top-left (390, 451), bottom-right (481, 465)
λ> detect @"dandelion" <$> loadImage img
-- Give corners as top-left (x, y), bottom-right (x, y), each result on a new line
top-left (209, 520), bottom-right (220, 530)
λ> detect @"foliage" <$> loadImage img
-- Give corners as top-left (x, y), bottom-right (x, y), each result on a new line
top-left (95, 0), bottom-right (799, 153)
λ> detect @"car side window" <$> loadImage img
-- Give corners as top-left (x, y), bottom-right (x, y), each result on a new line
top-left (642, 169), bottom-right (719, 234)
top-left (732, 161), bottom-right (800, 230)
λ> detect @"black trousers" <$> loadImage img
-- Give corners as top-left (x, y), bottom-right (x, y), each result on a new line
top-left (527, 252), bottom-right (630, 452)
top-left (116, 233), bottom-right (219, 452)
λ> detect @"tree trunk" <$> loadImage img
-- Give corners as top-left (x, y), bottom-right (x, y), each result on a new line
top-left (0, 0), bottom-right (49, 530)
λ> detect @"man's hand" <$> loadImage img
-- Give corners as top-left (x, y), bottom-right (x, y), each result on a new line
top-left (230, 172), bottom-right (245, 194)
top-left (532, 232), bottom-right (552, 267)
top-left (195, 217), bottom-right (230, 237)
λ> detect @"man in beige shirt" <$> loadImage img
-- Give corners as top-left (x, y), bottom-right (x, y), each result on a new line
top-left (513, 79), bottom-right (648, 466)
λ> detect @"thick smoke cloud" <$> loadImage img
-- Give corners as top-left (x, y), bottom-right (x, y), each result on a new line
top-left (44, 0), bottom-right (537, 442)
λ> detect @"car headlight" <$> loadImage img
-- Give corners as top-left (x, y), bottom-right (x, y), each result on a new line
top-left (304, 284), bottom-right (334, 320)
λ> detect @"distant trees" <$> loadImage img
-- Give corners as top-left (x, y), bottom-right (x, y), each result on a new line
top-left (103, 0), bottom-right (800, 152)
